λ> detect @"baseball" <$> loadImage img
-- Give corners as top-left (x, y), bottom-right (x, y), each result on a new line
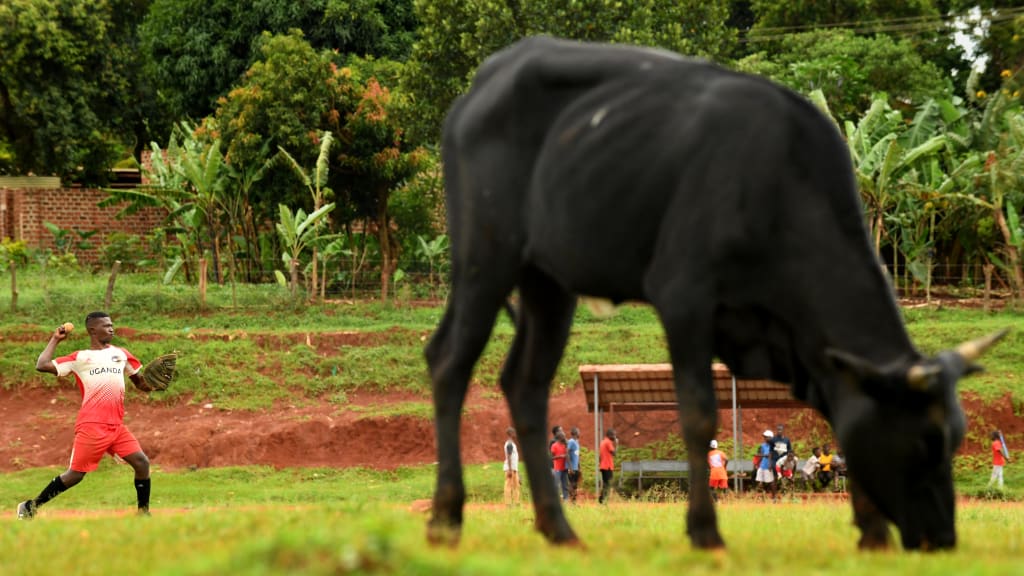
top-left (60, 322), bottom-right (74, 334)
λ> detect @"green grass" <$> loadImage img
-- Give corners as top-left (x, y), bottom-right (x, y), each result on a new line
top-left (2, 462), bottom-right (1022, 575)
top-left (2, 270), bottom-right (1024, 572)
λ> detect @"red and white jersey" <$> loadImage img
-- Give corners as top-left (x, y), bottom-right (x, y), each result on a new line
top-left (53, 346), bottom-right (141, 426)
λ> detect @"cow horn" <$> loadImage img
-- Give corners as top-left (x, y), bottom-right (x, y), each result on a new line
top-left (907, 364), bottom-right (941, 390)
top-left (955, 329), bottom-right (1010, 362)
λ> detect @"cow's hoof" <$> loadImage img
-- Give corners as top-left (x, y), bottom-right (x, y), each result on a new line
top-left (553, 534), bottom-right (586, 550)
top-left (426, 520), bottom-right (462, 548)
top-left (857, 536), bottom-right (891, 551)
top-left (689, 531), bottom-right (726, 550)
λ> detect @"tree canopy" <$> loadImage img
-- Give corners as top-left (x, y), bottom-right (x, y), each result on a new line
top-left (139, 0), bottom-right (416, 138)
top-left (0, 0), bottom-right (147, 183)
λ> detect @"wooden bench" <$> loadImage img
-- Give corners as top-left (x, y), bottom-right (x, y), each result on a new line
top-left (619, 459), bottom-right (757, 492)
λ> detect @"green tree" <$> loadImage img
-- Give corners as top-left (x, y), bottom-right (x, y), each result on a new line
top-left (277, 131), bottom-right (336, 301)
top-left (0, 0), bottom-right (147, 183)
top-left (340, 59), bottom-right (430, 300)
top-left (740, 1), bottom-right (970, 98)
top-left (403, 0), bottom-right (736, 144)
top-left (139, 0), bottom-right (416, 136)
top-left (747, 0), bottom-right (940, 32)
top-left (275, 203), bottom-right (335, 297)
top-left (213, 30), bottom-right (346, 218)
top-left (736, 29), bottom-right (953, 123)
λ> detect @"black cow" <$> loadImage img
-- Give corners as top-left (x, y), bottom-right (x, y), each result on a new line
top-left (424, 36), bottom-right (1005, 551)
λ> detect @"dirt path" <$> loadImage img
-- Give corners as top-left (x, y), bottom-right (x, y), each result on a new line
top-left (1, 380), bottom-right (1017, 473)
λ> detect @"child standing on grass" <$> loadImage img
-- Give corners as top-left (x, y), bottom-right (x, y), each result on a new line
top-left (503, 427), bottom-right (521, 506)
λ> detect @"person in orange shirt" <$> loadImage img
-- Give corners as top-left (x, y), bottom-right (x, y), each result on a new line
top-left (598, 428), bottom-right (618, 504)
top-left (987, 430), bottom-right (1007, 489)
top-left (708, 440), bottom-right (729, 501)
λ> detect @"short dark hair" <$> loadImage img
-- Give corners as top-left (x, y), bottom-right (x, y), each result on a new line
top-left (85, 311), bottom-right (110, 325)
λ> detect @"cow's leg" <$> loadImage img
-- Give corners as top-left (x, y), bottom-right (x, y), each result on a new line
top-left (500, 268), bottom-right (579, 545)
top-left (848, 476), bottom-right (892, 549)
top-left (424, 286), bottom-right (508, 546)
top-left (657, 305), bottom-right (724, 549)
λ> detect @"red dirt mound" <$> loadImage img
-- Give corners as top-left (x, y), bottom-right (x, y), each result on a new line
top-left (0, 382), bottom-right (1016, 473)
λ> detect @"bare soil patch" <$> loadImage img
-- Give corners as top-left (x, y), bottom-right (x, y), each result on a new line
top-left (1, 302), bottom-right (1019, 473)
top-left (0, 383), bottom-right (1016, 474)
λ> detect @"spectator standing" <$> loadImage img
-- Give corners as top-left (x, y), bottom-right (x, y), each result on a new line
top-left (770, 424), bottom-right (792, 473)
top-left (987, 430), bottom-right (1007, 489)
top-left (550, 425), bottom-right (563, 493)
top-left (551, 430), bottom-right (569, 500)
top-left (503, 427), bottom-right (521, 507)
top-left (708, 440), bottom-right (729, 501)
top-left (755, 430), bottom-right (776, 499)
top-left (566, 427), bottom-right (581, 503)
top-left (598, 428), bottom-right (618, 504)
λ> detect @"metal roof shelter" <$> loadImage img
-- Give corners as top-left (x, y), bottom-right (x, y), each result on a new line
top-left (578, 363), bottom-right (807, 493)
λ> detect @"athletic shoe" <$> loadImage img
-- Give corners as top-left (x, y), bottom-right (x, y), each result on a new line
top-left (16, 500), bottom-right (36, 520)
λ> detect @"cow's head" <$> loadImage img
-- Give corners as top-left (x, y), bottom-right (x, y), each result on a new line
top-left (827, 330), bottom-right (1007, 550)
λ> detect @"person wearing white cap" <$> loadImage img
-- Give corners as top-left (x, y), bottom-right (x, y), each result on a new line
top-left (755, 430), bottom-right (776, 499)
top-left (708, 440), bottom-right (729, 501)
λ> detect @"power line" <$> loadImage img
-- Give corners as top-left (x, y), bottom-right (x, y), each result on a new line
top-left (742, 6), bottom-right (1024, 44)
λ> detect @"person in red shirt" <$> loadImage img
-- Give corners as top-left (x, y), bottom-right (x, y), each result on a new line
top-left (551, 430), bottom-right (569, 500)
top-left (598, 428), bottom-right (618, 504)
top-left (987, 429), bottom-right (1007, 489)
top-left (16, 312), bottom-right (154, 519)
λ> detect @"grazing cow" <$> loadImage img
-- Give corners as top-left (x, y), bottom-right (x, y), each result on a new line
top-left (424, 35), bottom-right (1005, 551)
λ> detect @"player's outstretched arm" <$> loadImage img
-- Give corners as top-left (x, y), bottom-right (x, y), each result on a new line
top-left (35, 326), bottom-right (68, 374)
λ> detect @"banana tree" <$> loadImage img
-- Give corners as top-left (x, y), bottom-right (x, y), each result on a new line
top-left (277, 131), bottom-right (335, 301)
top-left (844, 97), bottom-right (905, 255)
top-left (416, 233), bottom-right (449, 296)
top-left (939, 90), bottom-right (1024, 302)
top-left (275, 202), bottom-right (336, 297)
top-left (844, 96), bottom-right (951, 292)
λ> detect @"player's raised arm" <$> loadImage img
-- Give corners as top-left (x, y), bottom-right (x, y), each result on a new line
top-left (35, 324), bottom-right (70, 374)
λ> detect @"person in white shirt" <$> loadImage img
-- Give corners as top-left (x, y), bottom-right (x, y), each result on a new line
top-left (801, 446), bottom-right (821, 490)
top-left (503, 427), bottom-right (521, 507)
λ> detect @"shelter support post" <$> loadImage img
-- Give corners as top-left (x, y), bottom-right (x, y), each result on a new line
top-left (593, 374), bottom-right (600, 495)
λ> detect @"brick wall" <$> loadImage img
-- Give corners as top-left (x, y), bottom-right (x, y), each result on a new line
top-left (0, 184), bottom-right (165, 264)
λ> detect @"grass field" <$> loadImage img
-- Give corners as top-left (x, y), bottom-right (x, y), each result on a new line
top-left (2, 463), bottom-right (1022, 576)
top-left (2, 271), bottom-right (1023, 574)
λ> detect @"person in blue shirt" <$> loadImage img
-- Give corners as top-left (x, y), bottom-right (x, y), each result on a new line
top-left (566, 427), bottom-right (581, 503)
top-left (755, 430), bottom-right (776, 500)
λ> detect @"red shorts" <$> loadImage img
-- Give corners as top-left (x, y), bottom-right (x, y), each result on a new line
top-left (709, 478), bottom-right (728, 489)
top-left (70, 422), bottom-right (142, 472)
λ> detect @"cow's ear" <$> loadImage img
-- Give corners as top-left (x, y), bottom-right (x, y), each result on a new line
top-left (825, 348), bottom-right (893, 399)
top-left (964, 362), bottom-right (985, 377)
top-left (825, 348), bottom-right (884, 382)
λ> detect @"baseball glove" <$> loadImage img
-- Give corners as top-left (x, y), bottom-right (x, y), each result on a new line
top-left (138, 353), bottom-right (177, 392)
